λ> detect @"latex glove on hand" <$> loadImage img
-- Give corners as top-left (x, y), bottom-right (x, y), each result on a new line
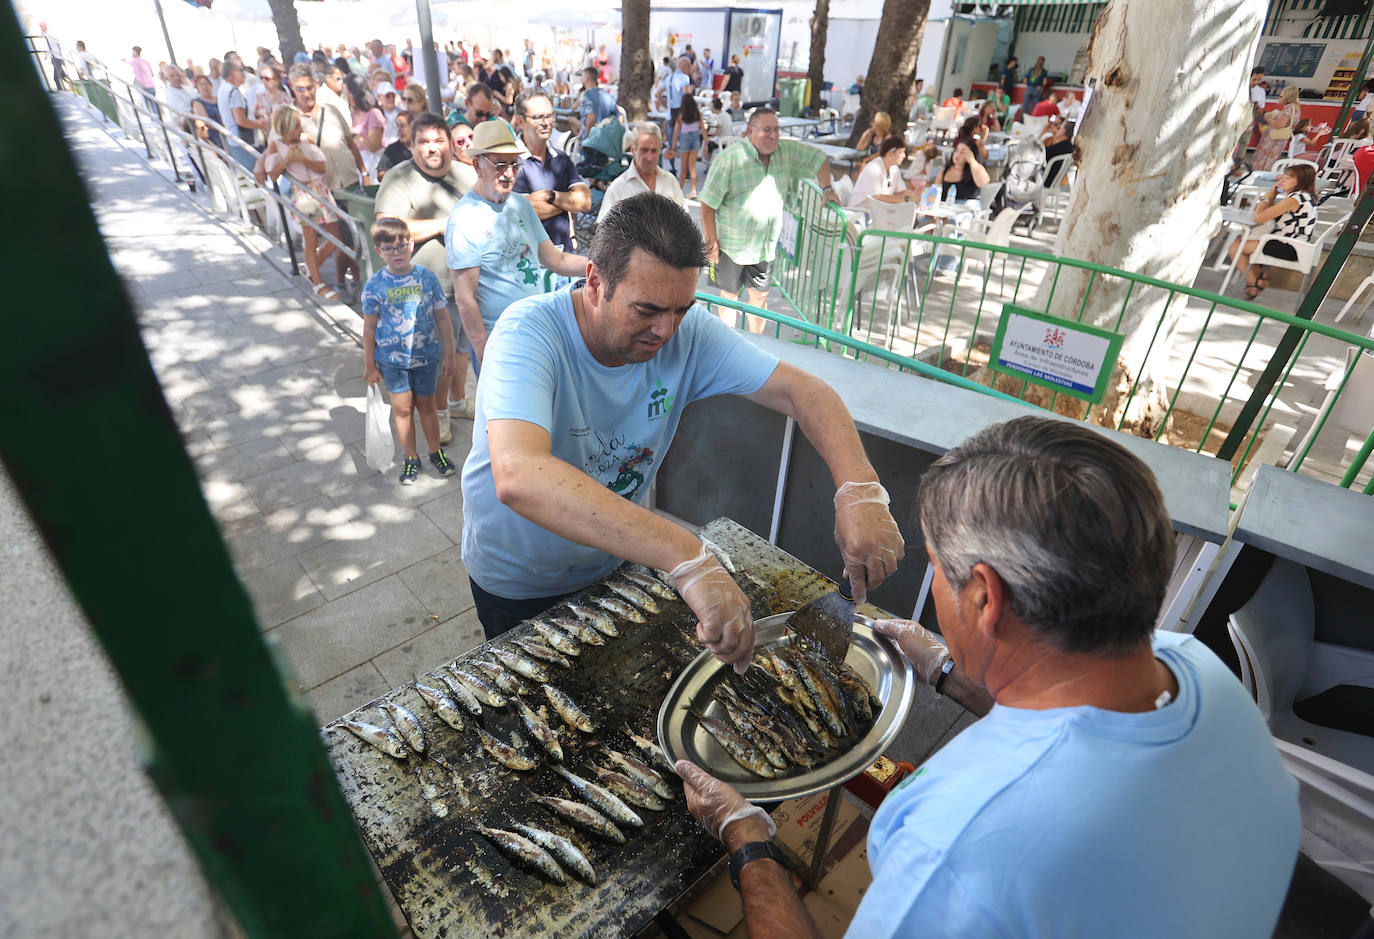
top-left (833, 481), bottom-right (905, 606)
top-left (666, 543), bottom-right (755, 673)
top-left (873, 618), bottom-right (951, 686)
top-left (676, 759), bottom-right (777, 844)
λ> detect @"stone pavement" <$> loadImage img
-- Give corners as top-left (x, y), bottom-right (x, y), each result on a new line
top-left (60, 94), bottom-right (486, 726)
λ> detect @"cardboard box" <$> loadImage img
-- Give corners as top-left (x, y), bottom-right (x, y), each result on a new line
top-left (680, 790), bottom-right (873, 938)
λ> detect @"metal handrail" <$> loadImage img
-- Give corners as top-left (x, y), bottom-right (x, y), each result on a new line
top-left (55, 59), bottom-right (367, 281)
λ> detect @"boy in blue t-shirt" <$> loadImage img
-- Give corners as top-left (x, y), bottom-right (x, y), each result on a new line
top-left (362, 217), bottom-right (458, 485)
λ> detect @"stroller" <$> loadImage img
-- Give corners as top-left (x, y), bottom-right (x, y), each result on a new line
top-left (993, 138), bottom-right (1047, 234)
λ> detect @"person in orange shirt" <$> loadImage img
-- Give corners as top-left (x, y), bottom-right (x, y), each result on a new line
top-left (941, 87), bottom-right (964, 111)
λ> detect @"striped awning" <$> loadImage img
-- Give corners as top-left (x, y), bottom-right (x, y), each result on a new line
top-left (1266, 0), bottom-right (1374, 40)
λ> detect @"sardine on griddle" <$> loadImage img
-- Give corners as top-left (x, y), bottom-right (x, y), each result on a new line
top-left (513, 823), bottom-right (597, 885)
top-left (337, 719), bottom-right (409, 760)
top-left (553, 765), bottom-right (644, 827)
top-left (534, 795), bottom-right (625, 843)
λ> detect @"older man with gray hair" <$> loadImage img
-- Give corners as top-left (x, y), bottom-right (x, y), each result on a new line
top-left (597, 123), bottom-right (685, 219)
top-left (677, 415), bottom-right (1300, 939)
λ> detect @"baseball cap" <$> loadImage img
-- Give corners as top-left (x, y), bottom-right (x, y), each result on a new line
top-left (468, 120), bottom-right (527, 157)
top-left (377, 82), bottom-right (397, 97)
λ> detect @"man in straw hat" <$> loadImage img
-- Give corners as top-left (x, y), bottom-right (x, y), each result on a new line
top-left (446, 120), bottom-right (589, 373)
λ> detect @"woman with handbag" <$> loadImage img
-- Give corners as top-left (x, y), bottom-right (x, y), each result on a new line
top-left (1252, 86), bottom-right (1300, 172)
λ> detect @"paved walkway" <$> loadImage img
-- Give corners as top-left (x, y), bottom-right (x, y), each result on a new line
top-left (62, 94), bottom-right (485, 725)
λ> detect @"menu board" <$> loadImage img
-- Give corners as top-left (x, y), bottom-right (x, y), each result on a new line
top-left (1259, 42), bottom-right (1327, 78)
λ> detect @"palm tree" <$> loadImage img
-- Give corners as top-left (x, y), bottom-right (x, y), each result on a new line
top-left (619, 0), bottom-right (654, 122)
top-left (266, 0), bottom-right (305, 65)
top-left (846, 0), bottom-right (931, 146)
top-left (806, 0), bottom-right (830, 113)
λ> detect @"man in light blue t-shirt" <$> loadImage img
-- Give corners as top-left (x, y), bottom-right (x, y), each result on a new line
top-left (677, 416), bottom-right (1300, 939)
top-left (446, 120), bottom-right (589, 374)
top-left (460, 193), bottom-right (906, 670)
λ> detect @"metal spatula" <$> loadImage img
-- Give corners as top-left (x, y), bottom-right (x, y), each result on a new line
top-left (785, 579), bottom-right (860, 664)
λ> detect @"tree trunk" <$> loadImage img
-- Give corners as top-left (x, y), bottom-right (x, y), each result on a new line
top-left (1028, 0), bottom-right (1265, 439)
top-left (619, 0), bottom-right (654, 122)
top-left (846, 0), bottom-right (930, 145)
top-left (266, 0), bottom-right (305, 66)
top-left (806, 0), bottom-right (831, 112)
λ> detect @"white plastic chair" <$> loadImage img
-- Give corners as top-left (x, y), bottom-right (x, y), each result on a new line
top-left (1272, 157), bottom-right (1319, 175)
top-left (930, 106), bottom-right (957, 143)
top-left (1016, 114), bottom-right (1048, 138)
top-left (1219, 217), bottom-right (1344, 297)
top-left (961, 206), bottom-right (1029, 292)
top-left (1289, 346), bottom-right (1374, 467)
top-left (847, 197), bottom-right (933, 337)
top-left (1320, 137), bottom-right (1363, 192)
top-left (1227, 558), bottom-right (1374, 776)
top-left (831, 174), bottom-right (854, 206)
top-left (1041, 153), bottom-right (1075, 221)
top-left (905, 119), bottom-right (930, 146)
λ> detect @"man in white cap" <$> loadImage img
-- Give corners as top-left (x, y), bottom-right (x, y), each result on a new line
top-left (446, 121), bottom-right (589, 372)
top-left (376, 81), bottom-right (402, 145)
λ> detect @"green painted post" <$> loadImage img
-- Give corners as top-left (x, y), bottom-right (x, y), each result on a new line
top-left (1216, 178), bottom-right (1374, 463)
top-left (0, 8), bottom-right (396, 937)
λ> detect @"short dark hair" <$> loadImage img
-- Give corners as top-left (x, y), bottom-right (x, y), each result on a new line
top-left (590, 193), bottom-right (707, 300)
top-left (746, 106), bottom-right (777, 127)
top-left (516, 89), bottom-right (551, 117)
top-left (1251, 66), bottom-right (1266, 77)
top-left (878, 136), bottom-right (905, 158)
top-left (410, 110), bottom-right (450, 142)
top-left (466, 83), bottom-right (493, 103)
top-left (582, 66), bottom-right (599, 83)
top-left (371, 216), bottom-right (410, 245)
top-left (918, 416), bottom-right (1175, 656)
top-left (952, 87), bottom-right (964, 97)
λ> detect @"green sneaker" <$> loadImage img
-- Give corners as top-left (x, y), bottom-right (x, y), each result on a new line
top-left (399, 456), bottom-right (421, 486)
top-left (429, 449), bottom-right (456, 478)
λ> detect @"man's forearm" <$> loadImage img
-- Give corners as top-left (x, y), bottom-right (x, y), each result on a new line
top-left (941, 665), bottom-right (995, 717)
top-left (496, 446), bottom-right (703, 572)
top-left (723, 819), bottom-right (822, 939)
top-left (392, 216), bottom-right (446, 244)
top-left (553, 187), bottom-right (592, 213)
top-left (699, 204), bottom-right (718, 245)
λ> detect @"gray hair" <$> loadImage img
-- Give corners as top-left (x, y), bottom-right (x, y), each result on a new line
top-left (917, 416), bottom-right (1174, 656)
top-left (633, 122), bottom-right (663, 143)
top-left (589, 193), bottom-right (706, 300)
top-left (746, 106), bottom-right (777, 128)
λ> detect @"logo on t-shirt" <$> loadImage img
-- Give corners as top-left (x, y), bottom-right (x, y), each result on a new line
top-left (647, 379), bottom-right (675, 421)
top-left (606, 446), bottom-right (654, 500)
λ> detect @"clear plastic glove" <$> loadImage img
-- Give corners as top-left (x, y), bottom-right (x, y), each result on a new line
top-left (666, 543), bottom-right (755, 674)
top-left (675, 759), bottom-right (777, 843)
top-left (873, 618), bottom-right (951, 685)
top-left (834, 481), bottom-right (905, 606)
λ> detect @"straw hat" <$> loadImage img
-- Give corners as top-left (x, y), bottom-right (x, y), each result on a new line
top-left (468, 120), bottom-right (528, 157)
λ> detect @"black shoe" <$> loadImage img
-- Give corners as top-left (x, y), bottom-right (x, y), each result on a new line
top-left (429, 450), bottom-right (456, 478)
top-left (399, 456), bottom-right (421, 486)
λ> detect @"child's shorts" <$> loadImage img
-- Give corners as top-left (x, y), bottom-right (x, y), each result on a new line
top-left (377, 359), bottom-right (440, 397)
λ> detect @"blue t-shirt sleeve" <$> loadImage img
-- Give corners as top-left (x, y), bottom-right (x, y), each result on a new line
top-left (361, 277), bottom-right (382, 318)
top-left (445, 202), bottom-right (482, 271)
top-left (422, 267), bottom-right (446, 311)
top-left (479, 302), bottom-right (559, 432)
top-left (681, 307), bottom-right (780, 401)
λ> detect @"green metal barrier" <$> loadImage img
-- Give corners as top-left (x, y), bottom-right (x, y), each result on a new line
top-left (772, 182), bottom-right (1374, 492)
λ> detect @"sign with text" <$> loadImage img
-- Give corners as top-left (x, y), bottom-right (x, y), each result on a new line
top-left (988, 305), bottom-right (1123, 403)
top-left (778, 211), bottom-right (799, 262)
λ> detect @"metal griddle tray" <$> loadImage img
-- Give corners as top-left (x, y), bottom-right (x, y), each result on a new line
top-left (657, 612), bottom-right (914, 801)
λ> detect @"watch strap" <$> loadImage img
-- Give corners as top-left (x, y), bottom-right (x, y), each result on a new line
top-left (728, 840), bottom-right (786, 889)
top-left (933, 657), bottom-right (955, 695)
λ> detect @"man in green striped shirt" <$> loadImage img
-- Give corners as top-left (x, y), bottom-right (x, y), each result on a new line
top-left (699, 107), bottom-right (837, 332)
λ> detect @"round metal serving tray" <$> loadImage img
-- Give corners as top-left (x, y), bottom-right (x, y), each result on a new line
top-left (657, 612), bottom-right (914, 801)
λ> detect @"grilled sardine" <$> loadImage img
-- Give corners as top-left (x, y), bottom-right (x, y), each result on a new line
top-left (338, 719), bottom-right (408, 760)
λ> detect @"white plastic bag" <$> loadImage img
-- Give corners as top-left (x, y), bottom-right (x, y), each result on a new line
top-left (364, 383), bottom-right (394, 472)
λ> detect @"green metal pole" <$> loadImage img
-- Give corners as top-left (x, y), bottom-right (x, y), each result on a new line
top-left (0, 7), bottom-right (395, 937)
top-left (1216, 177), bottom-right (1374, 463)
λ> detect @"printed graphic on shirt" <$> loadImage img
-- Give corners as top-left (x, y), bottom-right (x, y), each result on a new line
top-left (582, 427), bottom-right (656, 500)
top-left (361, 267), bottom-right (445, 367)
top-left (647, 379), bottom-right (675, 421)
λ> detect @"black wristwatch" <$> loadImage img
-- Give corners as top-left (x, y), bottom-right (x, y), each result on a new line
top-left (728, 841), bottom-right (786, 889)
top-left (933, 657), bottom-right (955, 695)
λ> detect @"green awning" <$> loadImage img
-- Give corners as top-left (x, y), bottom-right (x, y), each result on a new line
top-left (993, 0), bottom-right (1103, 5)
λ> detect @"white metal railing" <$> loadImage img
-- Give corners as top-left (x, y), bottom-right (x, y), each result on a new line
top-left (38, 41), bottom-right (368, 286)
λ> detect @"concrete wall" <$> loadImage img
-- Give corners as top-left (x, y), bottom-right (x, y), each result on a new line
top-left (939, 17), bottom-right (1001, 100)
top-left (1009, 29), bottom-right (1089, 79)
